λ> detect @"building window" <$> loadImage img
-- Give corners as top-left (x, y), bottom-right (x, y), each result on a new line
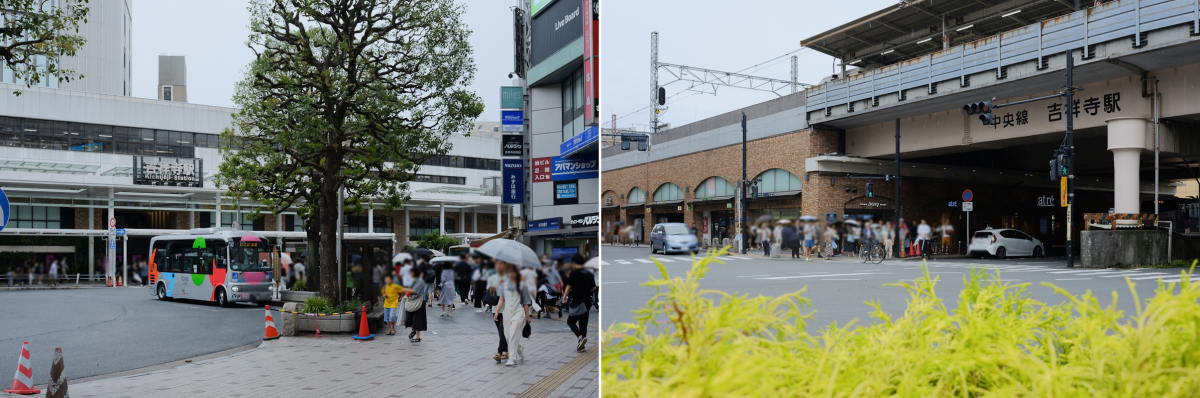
top-left (409, 216), bottom-right (456, 237)
top-left (698, 177), bottom-right (735, 197)
top-left (627, 187), bottom-right (645, 204)
top-left (756, 168), bottom-right (803, 193)
top-left (561, 67), bottom-right (584, 142)
top-left (162, 86), bottom-right (173, 101)
top-left (343, 215), bottom-right (394, 233)
top-left (653, 183), bottom-right (683, 201)
top-left (422, 155), bottom-right (502, 171)
top-left (10, 205), bottom-right (61, 229)
top-left (0, 116), bottom-right (216, 158)
top-left (414, 174), bottom-right (466, 185)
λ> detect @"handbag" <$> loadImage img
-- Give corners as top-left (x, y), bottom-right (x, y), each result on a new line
top-left (568, 302), bottom-right (587, 317)
top-left (403, 293), bottom-right (423, 312)
top-left (522, 323), bottom-right (531, 338)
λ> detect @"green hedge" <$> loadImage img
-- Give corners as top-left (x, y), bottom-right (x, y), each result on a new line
top-left (602, 248), bottom-right (1200, 397)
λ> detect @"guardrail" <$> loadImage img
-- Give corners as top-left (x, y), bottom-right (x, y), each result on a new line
top-left (806, 0), bottom-right (1200, 114)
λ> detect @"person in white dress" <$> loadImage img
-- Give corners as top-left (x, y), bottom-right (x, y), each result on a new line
top-left (494, 262), bottom-right (532, 366)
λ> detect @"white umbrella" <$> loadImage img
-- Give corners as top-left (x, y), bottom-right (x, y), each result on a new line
top-left (584, 256), bottom-right (600, 270)
top-left (477, 239), bottom-right (540, 269)
top-left (279, 253), bottom-right (293, 265)
top-left (844, 219), bottom-right (861, 226)
top-left (392, 252), bottom-right (412, 264)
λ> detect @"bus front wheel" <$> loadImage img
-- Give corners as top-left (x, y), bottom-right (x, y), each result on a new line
top-left (157, 284), bottom-right (171, 301)
top-left (216, 288), bottom-right (230, 308)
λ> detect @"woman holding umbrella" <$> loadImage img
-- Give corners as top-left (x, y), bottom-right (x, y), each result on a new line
top-left (478, 239), bottom-right (536, 366)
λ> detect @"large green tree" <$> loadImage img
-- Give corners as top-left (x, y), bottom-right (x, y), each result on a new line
top-left (218, 0), bottom-right (483, 303)
top-left (1, 0), bottom-right (90, 95)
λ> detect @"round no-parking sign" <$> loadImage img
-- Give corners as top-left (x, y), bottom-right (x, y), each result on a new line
top-left (0, 188), bottom-right (9, 232)
top-left (963, 190), bottom-right (973, 202)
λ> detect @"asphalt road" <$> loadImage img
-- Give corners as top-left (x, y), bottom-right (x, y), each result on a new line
top-left (599, 245), bottom-right (1198, 333)
top-left (0, 286), bottom-right (267, 385)
top-left (0, 285), bottom-right (598, 387)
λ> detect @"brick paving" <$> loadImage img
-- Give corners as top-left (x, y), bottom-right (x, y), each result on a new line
top-left (4, 309), bottom-right (599, 398)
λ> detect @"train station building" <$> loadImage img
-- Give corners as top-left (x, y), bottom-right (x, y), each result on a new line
top-left (602, 0), bottom-right (1200, 262)
top-left (0, 1), bottom-right (513, 280)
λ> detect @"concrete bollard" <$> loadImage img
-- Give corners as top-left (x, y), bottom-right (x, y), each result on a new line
top-left (771, 243), bottom-right (782, 258)
top-left (722, 238), bottom-right (731, 248)
top-left (281, 302), bottom-right (300, 336)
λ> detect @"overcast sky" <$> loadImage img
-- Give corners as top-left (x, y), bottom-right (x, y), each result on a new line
top-left (602, 0), bottom-right (897, 131)
top-left (131, 0), bottom-right (516, 121)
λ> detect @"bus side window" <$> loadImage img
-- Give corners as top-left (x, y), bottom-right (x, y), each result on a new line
top-left (209, 240), bottom-right (227, 269)
top-left (152, 240), bottom-right (169, 272)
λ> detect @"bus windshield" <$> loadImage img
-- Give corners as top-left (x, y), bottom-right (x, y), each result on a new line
top-left (230, 237), bottom-right (271, 272)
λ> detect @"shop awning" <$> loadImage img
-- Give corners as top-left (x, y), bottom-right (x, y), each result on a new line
top-left (623, 203), bottom-right (645, 209)
top-left (752, 190), bottom-right (802, 199)
top-left (600, 205), bottom-right (620, 211)
top-left (647, 200), bottom-right (684, 208)
top-left (689, 195), bottom-right (734, 203)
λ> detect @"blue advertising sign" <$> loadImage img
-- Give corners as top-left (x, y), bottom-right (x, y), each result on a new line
top-left (556, 182), bottom-right (577, 199)
top-left (551, 150), bottom-right (598, 181)
top-left (502, 159), bottom-right (524, 204)
top-left (0, 188), bottom-right (9, 232)
top-left (502, 110), bottom-right (524, 125)
top-left (559, 126), bottom-right (598, 157)
top-left (528, 217), bottom-right (561, 232)
top-left (552, 247), bottom-right (578, 257)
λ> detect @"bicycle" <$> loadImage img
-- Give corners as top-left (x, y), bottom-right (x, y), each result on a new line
top-left (860, 241), bottom-right (886, 264)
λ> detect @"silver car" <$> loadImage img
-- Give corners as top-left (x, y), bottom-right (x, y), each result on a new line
top-left (650, 223), bottom-right (699, 254)
top-left (968, 228), bottom-right (1045, 259)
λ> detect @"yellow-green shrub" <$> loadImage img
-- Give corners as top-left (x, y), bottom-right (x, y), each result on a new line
top-left (602, 248), bottom-right (1200, 397)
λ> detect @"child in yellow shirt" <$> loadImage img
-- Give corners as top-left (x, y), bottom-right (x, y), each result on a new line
top-left (381, 275), bottom-right (408, 335)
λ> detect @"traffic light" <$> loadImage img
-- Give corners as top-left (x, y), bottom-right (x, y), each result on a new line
top-left (657, 87), bottom-right (666, 105)
top-left (1049, 157), bottom-right (1060, 181)
top-left (866, 182), bottom-right (875, 198)
top-left (963, 101), bottom-right (995, 125)
top-left (1057, 152), bottom-right (1069, 177)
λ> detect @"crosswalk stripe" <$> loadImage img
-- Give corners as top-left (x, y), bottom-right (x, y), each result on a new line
top-left (1124, 274), bottom-right (1178, 280)
top-left (614, 260), bottom-right (632, 264)
top-left (652, 257), bottom-right (676, 262)
top-left (634, 259), bottom-right (654, 264)
top-left (757, 272), bottom-right (887, 280)
top-left (1047, 270), bottom-right (1104, 274)
top-left (599, 261), bottom-right (610, 266)
top-left (1098, 272), bottom-right (1167, 278)
top-left (1159, 276), bottom-right (1198, 283)
top-left (1071, 270), bottom-right (1148, 276)
top-left (727, 256), bottom-right (753, 260)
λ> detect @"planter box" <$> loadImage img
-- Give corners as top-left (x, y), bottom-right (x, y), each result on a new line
top-left (280, 290), bottom-right (317, 302)
top-left (298, 313), bottom-right (356, 333)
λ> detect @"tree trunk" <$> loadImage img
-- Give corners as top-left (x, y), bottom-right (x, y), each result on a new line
top-left (318, 180), bottom-right (341, 304)
top-left (304, 207), bottom-right (320, 293)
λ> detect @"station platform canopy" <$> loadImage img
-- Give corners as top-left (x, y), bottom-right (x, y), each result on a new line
top-left (802, 0), bottom-right (1083, 70)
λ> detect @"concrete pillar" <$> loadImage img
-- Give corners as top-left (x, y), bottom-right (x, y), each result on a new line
top-left (189, 210), bottom-right (195, 229)
top-left (497, 204), bottom-right (502, 233)
top-left (108, 188), bottom-right (114, 283)
top-left (216, 194), bottom-right (222, 228)
top-left (458, 208), bottom-right (464, 234)
top-left (439, 202), bottom-right (445, 234)
top-left (88, 206), bottom-right (94, 281)
top-left (368, 205), bottom-right (374, 233)
top-left (473, 208), bottom-right (478, 233)
top-left (404, 208), bottom-right (410, 245)
top-left (1106, 117), bottom-right (1148, 215)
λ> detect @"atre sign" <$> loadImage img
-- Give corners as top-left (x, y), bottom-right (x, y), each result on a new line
top-left (1036, 195), bottom-right (1057, 207)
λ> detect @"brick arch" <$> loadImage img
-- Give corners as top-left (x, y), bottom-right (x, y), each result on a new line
top-left (752, 168), bottom-right (805, 193)
top-left (694, 175), bottom-right (736, 197)
top-left (601, 190), bottom-right (618, 206)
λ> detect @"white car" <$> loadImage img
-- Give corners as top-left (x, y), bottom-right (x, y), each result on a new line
top-left (968, 228), bottom-right (1044, 259)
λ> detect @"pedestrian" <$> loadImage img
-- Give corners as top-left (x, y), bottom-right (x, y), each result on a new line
top-left (758, 222), bottom-right (772, 256)
top-left (6, 262), bottom-right (14, 287)
top-left (372, 260), bottom-right (386, 305)
top-left (417, 255), bottom-right (435, 307)
top-left (491, 261), bottom-right (509, 362)
top-left (404, 266), bottom-right (429, 342)
top-left (562, 254), bottom-right (595, 352)
top-left (494, 261), bottom-right (532, 366)
top-left (48, 258), bottom-right (60, 287)
top-left (472, 256), bottom-right (489, 312)
top-left (438, 262), bottom-right (456, 317)
top-left (802, 220), bottom-right (816, 261)
top-left (940, 219), bottom-right (955, 254)
top-left (918, 219), bottom-right (933, 259)
top-left (454, 254), bottom-right (473, 305)
top-left (380, 274), bottom-right (406, 335)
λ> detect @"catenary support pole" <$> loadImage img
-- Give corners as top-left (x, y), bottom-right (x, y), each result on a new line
top-left (1066, 50), bottom-right (1076, 268)
top-left (337, 187), bottom-right (344, 302)
top-left (741, 112), bottom-right (748, 254)
top-left (88, 207), bottom-right (94, 281)
top-left (895, 118), bottom-right (902, 259)
top-left (1154, 79), bottom-right (1160, 216)
top-left (497, 204), bottom-right (501, 233)
top-left (108, 188), bottom-right (114, 284)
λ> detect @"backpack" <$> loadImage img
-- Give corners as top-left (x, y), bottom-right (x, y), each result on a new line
top-left (421, 264), bottom-right (435, 283)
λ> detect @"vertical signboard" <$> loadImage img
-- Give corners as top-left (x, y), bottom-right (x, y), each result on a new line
top-left (582, 0), bottom-right (596, 125)
top-left (532, 157), bottom-right (553, 182)
top-left (501, 86), bottom-right (524, 109)
top-left (502, 159), bottom-right (524, 204)
top-left (502, 135), bottom-right (523, 157)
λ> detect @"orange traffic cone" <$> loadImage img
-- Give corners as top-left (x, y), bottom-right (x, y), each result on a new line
top-left (263, 306), bottom-right (280, 340)
top-left (4, 342), bottom-right (40, 395)
top-left (352, 306), bottom-right (374, 341)
top-left (117, 276), bottom-right (123, 287)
